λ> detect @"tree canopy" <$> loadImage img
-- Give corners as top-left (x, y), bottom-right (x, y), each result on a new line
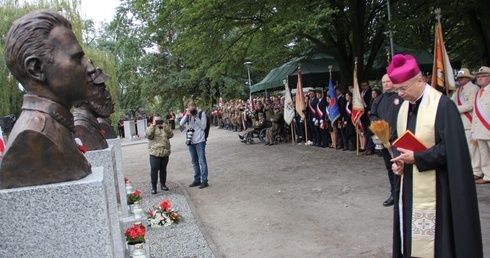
top-left (1, 0), bottom-right (489, 118)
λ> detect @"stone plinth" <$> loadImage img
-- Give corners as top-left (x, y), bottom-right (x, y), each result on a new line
top-left (106, 138), bottom-right (129, 218)
top-left (123, 120), bottom-right (136, 139)
top-left (0, 167), bottom-right (113, 257)
top-left (86, 146), bottom-right (125, 258)
top-left (136, 119), bottom-right (147, 138)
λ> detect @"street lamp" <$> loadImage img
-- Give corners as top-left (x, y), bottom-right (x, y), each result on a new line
top-left (244, 61), bottom-right (252, 100)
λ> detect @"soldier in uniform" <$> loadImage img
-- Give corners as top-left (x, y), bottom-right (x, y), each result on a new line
top-left (472, 66), bottom-right (490, 184)
top-left (451, 68), bottom-right (481, 182)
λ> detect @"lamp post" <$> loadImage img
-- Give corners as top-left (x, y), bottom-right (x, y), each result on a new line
top-left (386, 0), bottom-right (394, 58)
top-left (244, 61), bottom-right (252, 101)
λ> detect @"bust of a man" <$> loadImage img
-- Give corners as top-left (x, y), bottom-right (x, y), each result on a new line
top-left (73, 68), bottom-right (115, 150)
top-left (0, 10), bottom-right (92, 188)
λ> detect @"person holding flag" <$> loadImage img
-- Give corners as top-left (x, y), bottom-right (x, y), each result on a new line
top-left (308, 89), bottom-right (321, 146)
top-left (351, 60), bottom-right (366, 153)
top-left (316, 91), bottom-right (328, 148)
top-left (327, 78), bottom-right (341, 149)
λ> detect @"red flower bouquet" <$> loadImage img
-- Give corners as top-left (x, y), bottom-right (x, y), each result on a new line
top-left (127, 190), bottom-right (142, 205)
top-left (125, 223), bottom-right (146, 244)
top-left (147, 199), bottom-right (181, 228)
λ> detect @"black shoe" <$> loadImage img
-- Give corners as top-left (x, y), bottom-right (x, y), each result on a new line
top-left (199, 181), bottom-right (209, 189)
top-left (238, 135), bottom-right (244, 140)
top-left (383, 195), bottom-right (394, 207)
top-left (161, 184), bottom-right (169, 191)
top-left (151, 188), bottom-right (157, 194)
top-left (189, 181), bottom-right (201, 187)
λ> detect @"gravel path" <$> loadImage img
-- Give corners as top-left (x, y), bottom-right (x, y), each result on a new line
top-left (121, 126), bottom-right (490, 257)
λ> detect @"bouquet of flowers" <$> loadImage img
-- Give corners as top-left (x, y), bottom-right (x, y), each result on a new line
top-left (147, 199), bottom-right (181, 228)
top-left (125, 223), bottom-right (146, 244)
top-left (127, 190), bottom-right (142, 205)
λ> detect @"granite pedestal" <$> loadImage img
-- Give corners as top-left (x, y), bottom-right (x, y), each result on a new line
top-left (0, 167), bottom-right (114, 257)
top-left (86, 146), bottom-right (125, 258)
top-left (124, 120), bottom-right (136, 139)
top-left (106, 138), bottom-right (129, 218)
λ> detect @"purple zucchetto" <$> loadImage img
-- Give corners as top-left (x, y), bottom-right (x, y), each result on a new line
top-left (387, 54), bottom-right (421, 84)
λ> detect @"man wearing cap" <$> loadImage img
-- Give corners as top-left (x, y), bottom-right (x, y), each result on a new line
top-left (74, 68), bottom-right (114, 150)
top-left (472, 66), bottom-right (490, 184)
top-left (451, 68), bottom-right (481, 182)
top-left (389, 54), bottom-right (482, 257)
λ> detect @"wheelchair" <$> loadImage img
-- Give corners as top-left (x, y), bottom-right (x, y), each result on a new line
top-left (242, 123), bottom-right (267, 144)
top-left (272, 124), bottom-right (291, 144)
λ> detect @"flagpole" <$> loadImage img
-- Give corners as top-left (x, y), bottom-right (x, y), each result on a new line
top-left (354, 57), bottom-right (360, 156)
top-left (328, 65), bottom-right (336, 149)
top-left (298, 63), bottom-right (309, 144)
top-left (290, 123), bottom-right (295, 145)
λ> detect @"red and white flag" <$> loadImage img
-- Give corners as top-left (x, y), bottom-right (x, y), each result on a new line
top-left (351, 63), bottom-right (364, 125)
top-left (295, 70), bottom-right (306, 119)
top-left (0, 127), bottom-right (5, 158)
top-left (431, 22), bottom-right (456, 92)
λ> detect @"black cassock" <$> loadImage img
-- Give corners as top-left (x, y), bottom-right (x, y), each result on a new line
top-left (392, 96), bottom-right (483, 258)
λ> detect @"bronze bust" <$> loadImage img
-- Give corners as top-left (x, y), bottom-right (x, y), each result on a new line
top-left (0, 10), bottom-right (92, 188)
top-left (73, 68), bottom-right (115, 150)
top-left (98, 118), bottom-right (118, 139)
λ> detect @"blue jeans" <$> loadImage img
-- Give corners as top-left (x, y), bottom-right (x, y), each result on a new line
top-left (188, 141), bottom-right (208, 183)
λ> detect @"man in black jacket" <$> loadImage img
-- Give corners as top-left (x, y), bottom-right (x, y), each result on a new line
top-left (370, 74), bottom-right (403, 206)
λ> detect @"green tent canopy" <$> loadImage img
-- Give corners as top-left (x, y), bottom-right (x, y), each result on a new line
top-left (250, 53), bottom-right (339, 93)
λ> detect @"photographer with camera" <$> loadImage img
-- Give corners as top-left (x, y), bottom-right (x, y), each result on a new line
top-left (145, 114), bottom-right (174, 194)
top-left (179, 101), bottom-right (209, 189)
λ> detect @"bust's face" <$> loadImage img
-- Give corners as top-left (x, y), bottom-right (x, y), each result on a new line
top-left (87, 83), bottom-right (114, 118)
top-left (43, 26), bottom-right (95, 107)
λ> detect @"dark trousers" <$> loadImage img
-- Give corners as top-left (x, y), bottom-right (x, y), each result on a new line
top-left (338, 127), bottom-right (348, 148)
top-left (294, 120), bottom-right (305, 142)
top-left (381, 148), bottom-right (398, 195)
top-left (150, 155), bottom-right (169, 186)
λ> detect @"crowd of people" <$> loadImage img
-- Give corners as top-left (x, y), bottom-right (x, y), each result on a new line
top-left (208, 59), bottom-right (488, 257)
top-left (209, 81), bottom-right (389, 153)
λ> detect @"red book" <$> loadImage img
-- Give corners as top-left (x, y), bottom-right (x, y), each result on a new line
top-left (392, 130), bottom-right (428, 152)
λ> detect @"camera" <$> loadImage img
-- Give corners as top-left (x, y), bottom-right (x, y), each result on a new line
top-left (190, 109), bottom-right (198, 116)
top-left (155, 120), bottom-right (164, 125)
top-left (185, 128), bottom-right (195, 145)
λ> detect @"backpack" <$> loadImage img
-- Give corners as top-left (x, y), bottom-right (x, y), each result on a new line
top-left (199, 111), bottom-right (211, 141)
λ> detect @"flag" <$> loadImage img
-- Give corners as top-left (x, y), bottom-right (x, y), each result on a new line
top-left (431, 22), bottom-right (456, 91)
top-left (219, 97), bottom-right (224, 108)
top-left (327, 79), bottom-right (340, 125)
top-left (295, 70), bottom-right (306, 119)
top-left (351, 63), bottom-right (364, 125)
top-left (0, 127), bottom-right (4, 158)
top-left (284, 80), bottom-right (295, 125)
